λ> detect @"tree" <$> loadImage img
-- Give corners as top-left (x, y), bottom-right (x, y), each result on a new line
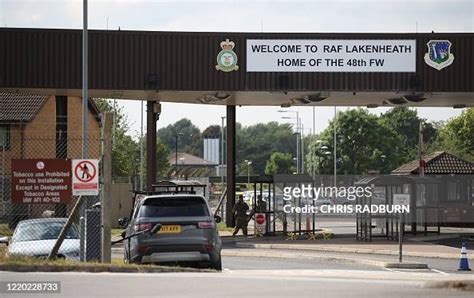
top-left (157, 119), bottom-right (202, 156)
top-left (236, 122), bottom-right (296, 175)
top-left (306, 109), bottom-right (400, 175)
top-left (94, 99), bottom-right (139, 179)
top-left (265, 152), bottom-right (295, 174)
top-left (379, 107), bottom-right (437, 163)
top-left (432, 108), bottom-right (474, 161)
top-left (137, 136), bottom-right (171, 180)
top-left (202, 125), bottom-right (221, 139)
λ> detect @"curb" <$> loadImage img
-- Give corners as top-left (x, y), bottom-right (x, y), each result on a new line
top-left (0, 263), bottom-right (210, 273)
top-left (384, 262), bottom-right (429, 269)
top-left (236, 242), bottom-right (460, 260)
top-left (408, 234), bottom-right (461, 243)
top-left (222, 249), bottom-right (428, 269)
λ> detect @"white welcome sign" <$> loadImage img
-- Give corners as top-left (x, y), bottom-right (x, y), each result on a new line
top-left (246, 39), bottom-right (416, 72)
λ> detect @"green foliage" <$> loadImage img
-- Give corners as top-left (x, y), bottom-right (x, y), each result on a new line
top-left (305, 107), bottom-right (447, 175)
top-left (379, 107), bottom-right (436, 163)
top-left (265, 152), bottom-right (295, 174)
top-left (237, 160), bottom-right (253, 176)
top-left (157, 119), bottom-right (202, 156)
top-left (94, 99), bottom-right (139, 178)
top-left (307, 108), bottom-right (406, 175)
top-left (432, 108), bottom-right (474, 161)
top-left (137, 136), bottom-right (171, 179)
top-left (94, 99), bottom-right (171, 180)
top-left (155, 139), bottom-right (171, 178)
top-left (144, 107), bottom-right (474, 178)
top-left (236, 122), bottom-right (296, 174)
top-left (202, 125), bottom-right (221, 139)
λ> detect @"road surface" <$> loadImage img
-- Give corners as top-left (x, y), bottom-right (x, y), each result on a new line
top-left (1, 268), bottom-right (472, 298)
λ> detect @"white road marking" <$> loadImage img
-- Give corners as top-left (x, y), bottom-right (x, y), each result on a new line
top-left (382, 268), bottom-right (399, 273)
top-left (430, 268), bottom-right (450, 276)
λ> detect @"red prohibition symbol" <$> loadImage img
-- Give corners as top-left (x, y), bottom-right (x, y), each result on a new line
top-left (74, 161), bottom-right (96, 183)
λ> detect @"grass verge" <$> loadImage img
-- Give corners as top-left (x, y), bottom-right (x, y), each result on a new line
top-left (217, 222), bottom-right (233, 233)
top-left (111, 228), bottom-right (124, 238)
top-left (0, 224), bottom-right (12, 237)
top-left (0, 247), bottom-right (211, 273)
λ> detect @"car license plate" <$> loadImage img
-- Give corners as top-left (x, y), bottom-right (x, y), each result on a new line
top-left (158, 225), bottom-right (181, 234)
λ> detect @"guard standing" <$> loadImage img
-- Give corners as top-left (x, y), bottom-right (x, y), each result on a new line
top-left (232, 195), bottom-right (249, 236)
top-left (255, 195), bottom-right (267, 213)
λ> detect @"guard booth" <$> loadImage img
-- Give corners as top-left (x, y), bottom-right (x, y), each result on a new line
top-left (244, 174), bottom-right (321, 236)
top-left (247, 175), bottom-right (276, 236)
top-left (355, 175), bottom-right (440, 242)
top-left (273, 174), bottom-right (317, 236)
top-left (241, 174), bottom-right (322, 236)
top-left (210, 174), bottom-right (320, 236)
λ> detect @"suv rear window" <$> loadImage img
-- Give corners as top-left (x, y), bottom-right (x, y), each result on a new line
top-left (138, 196), bottom-right (210, 217)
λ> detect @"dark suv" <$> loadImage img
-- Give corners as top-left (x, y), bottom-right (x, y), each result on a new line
top-left (120, 194), bottom-right (222, 270)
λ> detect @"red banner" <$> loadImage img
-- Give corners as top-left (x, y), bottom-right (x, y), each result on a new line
top-left (11, 159), bottom-right (72, 204)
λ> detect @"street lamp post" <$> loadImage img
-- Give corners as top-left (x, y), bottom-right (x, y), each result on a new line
top-left (221, 116), bottom-right (226, 189)
top-left (380, 154), bottom-right (387, 174)
top-left (139, 101), bottom-right (144, 190)
top-left (333, 106), bottom-right (337, 187)
top-left (293, 132), bottom-right (300, 174)
top-left (301, 124), bottom-right (305, 174)
top-left (279, 110), bottom-right (301, 174)
top-left (175, 134), bottom-right (179, 171)
top-left (244, 160), bottom-right (252, 184)
top-left (175, 132), bottom-right (186, 176)
top-left (313, 140), bottom-right (328, 178)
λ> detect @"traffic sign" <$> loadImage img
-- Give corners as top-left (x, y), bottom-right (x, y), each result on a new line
top-left (255, 213), bottom-right (265, 225)
top-left (255, 213), bottom-right (266, 235)
top-left (393, 193), bottom-right (410, 263)
top-left (72, 159), bottom-right (99, 196)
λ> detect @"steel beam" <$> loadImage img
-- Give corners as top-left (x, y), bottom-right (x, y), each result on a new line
top-left (225, 105), bottom-right (236, 227)
top-left (146, 101), bottom-right (157, 191)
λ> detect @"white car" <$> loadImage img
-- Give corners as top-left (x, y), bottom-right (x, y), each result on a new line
top-left (3, 218), bottom-right (80, 260)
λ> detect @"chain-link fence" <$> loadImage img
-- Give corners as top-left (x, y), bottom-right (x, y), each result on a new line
top-left (0, 126), bottom-right (103, 262)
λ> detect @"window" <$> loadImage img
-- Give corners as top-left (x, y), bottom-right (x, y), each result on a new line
top-left (446, 179), bottom-right (468, 202)
top-left (139, 197), bottom-right (210, 218)
top-left (0, 125), bottom-right (10, 150)
top-left (12, 221), bottom-right (79, 242)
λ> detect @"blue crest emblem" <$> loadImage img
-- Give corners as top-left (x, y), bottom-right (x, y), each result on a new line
top-left (424, 40), bottom-right (454, 70)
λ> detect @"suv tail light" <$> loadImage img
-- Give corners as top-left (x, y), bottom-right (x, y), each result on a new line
top-left (203, 244), bottom-right (214, 252)
top-left (197, 221), bottom-right (215, 229)
top-left (134, 223), bottom-right (152, 232)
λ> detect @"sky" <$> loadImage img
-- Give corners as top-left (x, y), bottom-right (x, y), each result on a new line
top-left (2, 0), bottom-right (473, 136)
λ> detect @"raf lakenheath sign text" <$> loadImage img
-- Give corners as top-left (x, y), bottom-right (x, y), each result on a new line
top-left (246, 40), bottom-right (416, 72)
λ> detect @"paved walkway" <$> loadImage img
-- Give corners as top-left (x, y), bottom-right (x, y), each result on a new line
top-left (223, 234), bottom-right (471, 259)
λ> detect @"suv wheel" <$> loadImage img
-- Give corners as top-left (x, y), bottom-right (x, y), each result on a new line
top-left (210, 256), bottom-right (222, 271)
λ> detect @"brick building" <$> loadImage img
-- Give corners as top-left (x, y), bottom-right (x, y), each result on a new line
top-left (0, 92), bottom-right (102, 221)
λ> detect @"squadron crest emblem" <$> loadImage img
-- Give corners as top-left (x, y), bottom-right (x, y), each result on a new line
top-left (216, 39), bottom-right (239, 72)
top-left (424, 40), bottom-right (454, 70)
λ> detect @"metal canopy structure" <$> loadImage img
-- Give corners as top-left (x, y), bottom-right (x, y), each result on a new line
top-left (1, 28), bottom-right (473, 107)
top-left (1, 28), bottom-right (473, 227)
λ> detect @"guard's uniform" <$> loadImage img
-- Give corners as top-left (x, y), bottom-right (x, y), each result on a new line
top-left (232, 200), bottom-right (249, 236)
top-left (256, 199), bottom-right (267, 213)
